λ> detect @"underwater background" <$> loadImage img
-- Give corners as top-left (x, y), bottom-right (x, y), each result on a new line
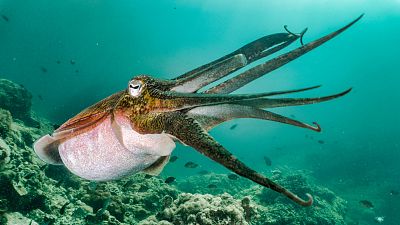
top-left (0, 0), bottom-right (399, 224)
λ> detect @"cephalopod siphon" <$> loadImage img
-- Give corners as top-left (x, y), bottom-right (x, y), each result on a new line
top-left (34, 15), bottom-right (363, 207)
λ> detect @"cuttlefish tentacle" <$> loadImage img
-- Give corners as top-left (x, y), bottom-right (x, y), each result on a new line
top-left (145, 83), bottom-right (323, 112)
top-left (187, 104), bottom-right (321, 132)
top-left (184, 87), bottom-right (349, 131)
top-left (171, 54), bottom-right (247, 93)
top-left (172, 31), bottom-right (302, 93)
top-left (136, 111), bottom-right (313, 206)
top-left (237, 88), bottom-right (352, 109)
top-left (204, 14), bottom-right (364, 94)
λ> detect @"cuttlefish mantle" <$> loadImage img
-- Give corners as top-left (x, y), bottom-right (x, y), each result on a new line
top-left (34, 15), bottom-right (363, 207)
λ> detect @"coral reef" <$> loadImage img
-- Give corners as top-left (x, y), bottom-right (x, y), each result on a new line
top-left (0, 79), bottom-right (348, 225)
top-left (154, 193), bottom-right (249, 225)
top-left (0, 79), bottom-right (39, 127)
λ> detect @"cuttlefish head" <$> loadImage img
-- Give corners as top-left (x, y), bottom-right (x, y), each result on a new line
top-left (33, 76), bottom-right (181, 180)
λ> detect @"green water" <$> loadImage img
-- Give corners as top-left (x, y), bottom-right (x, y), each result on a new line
top-left (1, 0), bottom-right (399, 224)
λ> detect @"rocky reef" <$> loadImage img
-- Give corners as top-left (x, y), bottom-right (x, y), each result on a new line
top-left (0, 79), bottom-right (39, 128)
top-left (0, 79), bottom-right (348, 225)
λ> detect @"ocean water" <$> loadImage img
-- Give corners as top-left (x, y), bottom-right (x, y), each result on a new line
top-left (1, 0), bottom-right (399, 224)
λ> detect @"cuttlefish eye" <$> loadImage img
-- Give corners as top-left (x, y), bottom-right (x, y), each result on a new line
top-left (128, 79), bottom-right (143, 97)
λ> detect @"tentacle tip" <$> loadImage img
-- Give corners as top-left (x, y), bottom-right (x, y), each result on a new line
top-left (303, 193), bottom-right (314, 207)
top-left (299, 28), bottom-right (308, 46)
top-left (311, 122), bottom-right (322, 132)
top-left (283, 25), bottom-right (308, 45)
top-left (283, 25), bottom-right (296, 37)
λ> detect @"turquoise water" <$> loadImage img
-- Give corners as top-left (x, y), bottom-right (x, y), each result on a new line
top-left (1, 0), bottom-right (399, 224)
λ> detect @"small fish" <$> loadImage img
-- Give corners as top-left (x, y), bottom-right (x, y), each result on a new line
top-left (290, 114), bottom-right (296, 118)
top-left (169, 156), bottom-right (178, 162)
top-left (56, 60), bottom-right (61, 64)
top-left (75, 69), bottom-right (79, 73)
top-left (40, 66), bottom-right (48, 73)
top-left (60, 202), bottom-right (69, 215)
top-left (123, 180), bottom-right (135, 188)
top-left (359, 200), bottom-right (374, 208)
top-left (197, 170), bottom-right (210, 175)
top-left (263, 156), bottom-right (272, 166)
top-left (138, 185), bottom-right (147, 192)
top-left (144, 174), bottom-right (153, 179)
top-left (184, 161), bottom-right (198, 168)
top-left (228, 174), bottom-right (239, 180)
top-left (390, 190), bottom-right (399, 196)
top-left (229, 124), bottom-right (238, 130)
top-left (207, 184), bottom-right (217, 189)
top-left (165, 176), bottom-right (176, 184)
top-left (318, 140), bottom-right (325, 144)
top-left (305, 134), bottom-right (315, 140)
top-left (1, 15), bottom-right (9, 22)
top-left (96, 198), bottom-right (112, 216)
top-left (39, 164), bottom-right (48, 171)
top-left (70, 59), bottom-right (76, 65)
top-left (38, 95), bottom-right (43, 100)
top-left (88, 181), bottom-right (97, 190)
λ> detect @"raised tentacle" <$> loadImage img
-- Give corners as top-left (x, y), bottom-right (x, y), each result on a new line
top-left (161, 112), bottom-right (313, 206)
top-left (174, 32), bottom-right (300, 80)
top-left (171, 32), bottom-right (302, 93)
top-left (171, 54), bottom-right (247, 93)
top-left (187, 104), bottom-right (321, 132)
top-left (205, 14), bottom-right (363, 94)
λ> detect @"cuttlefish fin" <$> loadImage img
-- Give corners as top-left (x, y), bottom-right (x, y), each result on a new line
top-left (54, 91), bottom-right (124, 138)
top-left (187, 104), bottom-right (320, 132)
top-left (33, 134), bottom-right (63, 165)
top-left (142, 155), bottom-right (170, 176)
top-left (164, 112), bottom-right (313, 206)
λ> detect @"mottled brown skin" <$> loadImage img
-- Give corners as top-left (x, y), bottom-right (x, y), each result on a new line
top-left (53, 15), bottom-right (363, 207)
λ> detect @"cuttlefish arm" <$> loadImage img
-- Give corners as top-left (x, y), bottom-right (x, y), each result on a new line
top-left (187, 104), bottom-right (321, 132)
top-left (174, 31), bottom-right (301, 80)
top-left (171, 30), bottom-right (304, 93)
top-left (134, 111), bottom-right (313, 206)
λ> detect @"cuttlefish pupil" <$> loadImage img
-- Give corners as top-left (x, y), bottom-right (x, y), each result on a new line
top-left (33, 15), bottom-right (363, 207)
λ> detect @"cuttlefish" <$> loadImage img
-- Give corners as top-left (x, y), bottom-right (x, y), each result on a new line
top-left (34, 15), bottom-right (362, 207)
